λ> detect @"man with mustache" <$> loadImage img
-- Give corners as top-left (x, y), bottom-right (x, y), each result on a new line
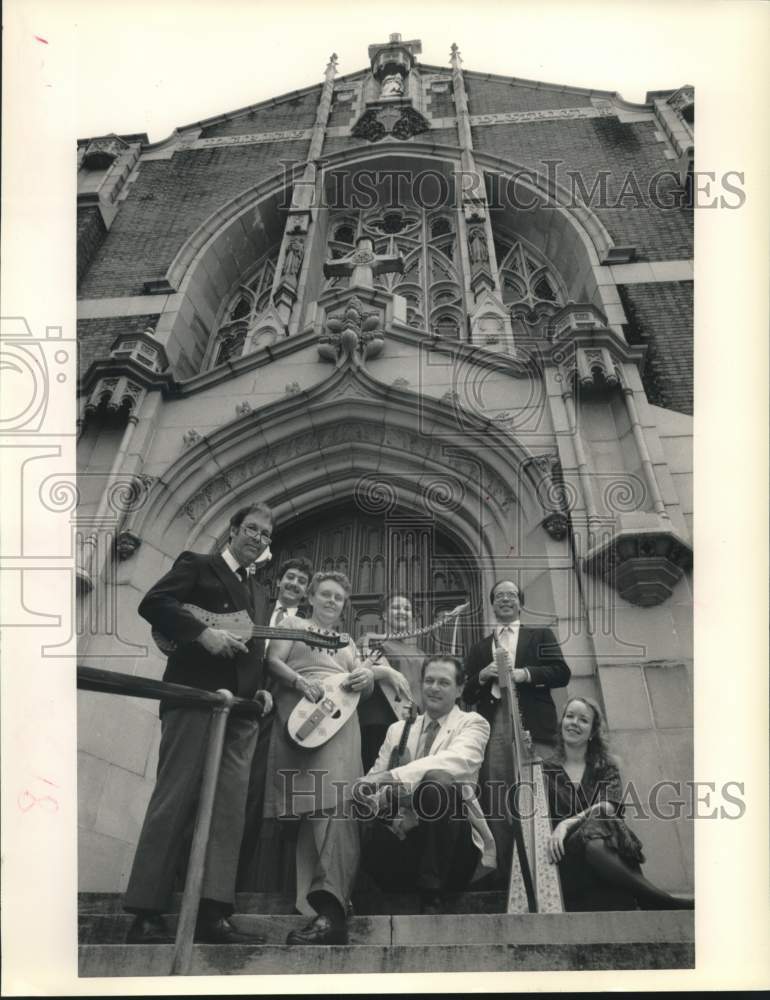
top-left (462, 579), bottom-right (571, 885)
top-left (268, 558), bottom-right (313, 628)
top-left (237, 556), bottom-right (314, 888)
top-left (123, 503), bottom-right (274, 945)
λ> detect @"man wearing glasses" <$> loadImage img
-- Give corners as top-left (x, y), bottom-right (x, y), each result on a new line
top-left (123, 503), bottom-right (274, 945)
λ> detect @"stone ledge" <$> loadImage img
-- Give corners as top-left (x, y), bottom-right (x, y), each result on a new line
top-left (79, 931), bottom-right (694, 976)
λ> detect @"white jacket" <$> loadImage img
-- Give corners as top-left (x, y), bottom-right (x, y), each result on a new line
top-left (367, 704), bottom-right (497, 876)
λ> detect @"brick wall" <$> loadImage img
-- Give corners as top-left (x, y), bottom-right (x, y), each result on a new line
top-left (77, 314), bottom-right (160, 378)
top-left (77, 206), bottom-right (107, 287)
top-left (200, 90), bottom-right (320, 136)
top-left (328, 95), bottom-right (355, 128)
top-left (619, 281), bottom-right (693, 415)
top-left (426, 86), bottom-right (455, 119)
top-left (78, 140), bottom-right (309, 299)
top-left (474, 118), bottom-right (693, 260)
top-left (464, 76), bottom-right (591, 114)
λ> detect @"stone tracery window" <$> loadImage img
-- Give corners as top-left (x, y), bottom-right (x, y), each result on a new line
top-left (208, 251), bottom-right (277, 367)
top-left (495, 234), bottom-right (566, 338)
top-left (323, 206), bottom-right (465, 338)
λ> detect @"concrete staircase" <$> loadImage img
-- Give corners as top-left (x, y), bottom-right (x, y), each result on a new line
top-left (79, 891), bottom-right (694, 976)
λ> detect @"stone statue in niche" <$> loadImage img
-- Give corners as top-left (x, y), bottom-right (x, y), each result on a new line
top-left (282, 239), bottom-right (304, 279)
top-left (468, 226), bottom-right (489, 265)
top-left (380, 73), bottom-right (404, 97)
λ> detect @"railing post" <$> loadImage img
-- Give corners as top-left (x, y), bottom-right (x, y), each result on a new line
top-left (171, 689), bottom-right (235, 976)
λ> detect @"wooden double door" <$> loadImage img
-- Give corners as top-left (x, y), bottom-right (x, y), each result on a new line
top-left (269, 504), bottom-right (480, 653)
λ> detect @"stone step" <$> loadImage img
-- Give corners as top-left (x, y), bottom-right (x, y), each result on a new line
top-left (79, 912), bottom-right (390, 945)
top-left (78, 889), bottom-right (507, 916)
top-left (79, 911), bottom-right (694, 976)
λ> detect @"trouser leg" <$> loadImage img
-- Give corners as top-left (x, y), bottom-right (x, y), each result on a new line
top-left (236, 714), bottom-right (273, 888)
top-left (360, 817), bottom-right (420, 891)
top-left (200, 713), bottom-right (260, 912)
top-left (296, 813), bottom-right (360, 915)
top-left (412, 770), bottom-right (477, 892)
top-left (124, 709), bottom-right (210, 913)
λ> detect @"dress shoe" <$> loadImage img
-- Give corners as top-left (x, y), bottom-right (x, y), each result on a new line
top-left (126, 913), bottom-right (173, 945)
top-left (286, 914), bottom-right (348, 945)
top-left (194, 916), bottom-right (266, 944)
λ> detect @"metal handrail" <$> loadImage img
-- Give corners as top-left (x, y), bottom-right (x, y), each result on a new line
top-left (77, 665), bottom-right (268, 975)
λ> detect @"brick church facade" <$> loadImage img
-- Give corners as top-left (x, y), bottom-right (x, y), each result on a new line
top-left (76, 35), bottom-right (694, 899)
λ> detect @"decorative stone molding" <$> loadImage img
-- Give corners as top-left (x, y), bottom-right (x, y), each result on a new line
top-left (241, 303), bottom-right (287, 356)
top-left (285, 382), bottom-right (301, 395)
top-left (550, 303), bottom-right (608, 339)
top-left (183, 428), bottom-right (202, 449)
top-left (286, 212), bottom-right (311, 235)
top-left (317, 296), bottom-right (385, 366)
top-left (115, 530), bottom-right (142, 560)
top-left (462, 199), bottom-right (487, 223)
top-left (556, 345), bottom-right (621, 390)
top-left (391, 376), bottom-right (410, 389)
top-left (180, 415), bottom-right (518, 524)
top-left (83, 375), bottom-right (145, 416)
top-left (82, 134), bottom-right (129, 170)
top-left (667, 85), bottom-right (694, 117)
top-left (468, 290), bottom-right (514, 352)
top-left (469, 106), bottom-right (615, 127)
top-left (109, 328), bottom-right (168, 373)
top-left (584, 526), bottom-right (692, 606)
top-left (368, 32), bottom-right (422, 85)
top-left (235, 401), bottom-right (252, 417)
top-left (542, 512), bottom-right (569, 541)
top-left (524, 454), bottom-right (575, 537)
top-left (351, 103), bottom-right (430, 143)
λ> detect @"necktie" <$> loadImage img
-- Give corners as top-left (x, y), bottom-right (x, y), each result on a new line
top-left (420, 719), bottom-right (440, 758)
top-left (492, 627), bottom-right (514, 699)
top-left (274, 605), bottom-right (286, 625)
top-left (236, 567), bottom-right (248, 585)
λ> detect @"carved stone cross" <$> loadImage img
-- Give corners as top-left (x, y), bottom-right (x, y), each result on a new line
top-left (323, 236), bottom-right (403, 290)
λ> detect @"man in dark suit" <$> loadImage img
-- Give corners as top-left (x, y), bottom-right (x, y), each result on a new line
top-left (462, 579), bottom-right (571, 884)
top-left (123, 502), bottom-right (274, 945)
top-left (236, 555), bottom-right (314, 889)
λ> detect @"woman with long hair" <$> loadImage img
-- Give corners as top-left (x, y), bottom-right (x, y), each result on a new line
top-left (543, 697), bottom-right (694, 911)
top-left (262, 571), bottom-right (375, 944)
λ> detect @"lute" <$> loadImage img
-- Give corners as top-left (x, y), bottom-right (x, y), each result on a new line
top-left (151, 604), bottom-right (349, 655)
top-left (286, 673), bottom-right (360, 750)
top-left (361, 602), bottom-right (469, 719)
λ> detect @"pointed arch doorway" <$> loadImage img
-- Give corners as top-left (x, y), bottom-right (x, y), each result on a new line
top-left (269, 502), bottom-right (482, 652)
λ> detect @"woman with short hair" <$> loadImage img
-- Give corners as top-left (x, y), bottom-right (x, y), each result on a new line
top-left (263, 571), bottom-right (375, 944)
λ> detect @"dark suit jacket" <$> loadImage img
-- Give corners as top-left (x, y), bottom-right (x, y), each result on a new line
top-left (462, 626), bottom-right (570, 744)
top-left (139, 551), bottom-right (270, 711)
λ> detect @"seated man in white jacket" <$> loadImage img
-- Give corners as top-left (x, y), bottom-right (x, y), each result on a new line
top-left (353, 654), bottom-right (496, 913)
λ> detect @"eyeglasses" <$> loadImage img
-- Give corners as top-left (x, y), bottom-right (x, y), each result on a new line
top-left (241, 524), bottom-right (272, 541)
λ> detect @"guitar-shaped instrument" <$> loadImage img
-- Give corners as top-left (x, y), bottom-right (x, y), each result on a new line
top-left (285, 672), bottom-right (360, 750)
top-left (151, 604), bottom-right (349, 655)
top-left (361, 602), bottom-right (469, 719)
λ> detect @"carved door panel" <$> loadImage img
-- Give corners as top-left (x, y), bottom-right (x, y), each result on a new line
top-left (269, 505), bottom-right (479, 652)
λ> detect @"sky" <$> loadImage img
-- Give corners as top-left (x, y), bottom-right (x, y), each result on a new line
top-left (49, 0), bottom-right (724, 143)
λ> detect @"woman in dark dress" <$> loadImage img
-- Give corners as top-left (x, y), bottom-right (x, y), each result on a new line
top-left (358, 593), bottom-right (426, 771)
top-left (543, 697), bottom-right (694, 911)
